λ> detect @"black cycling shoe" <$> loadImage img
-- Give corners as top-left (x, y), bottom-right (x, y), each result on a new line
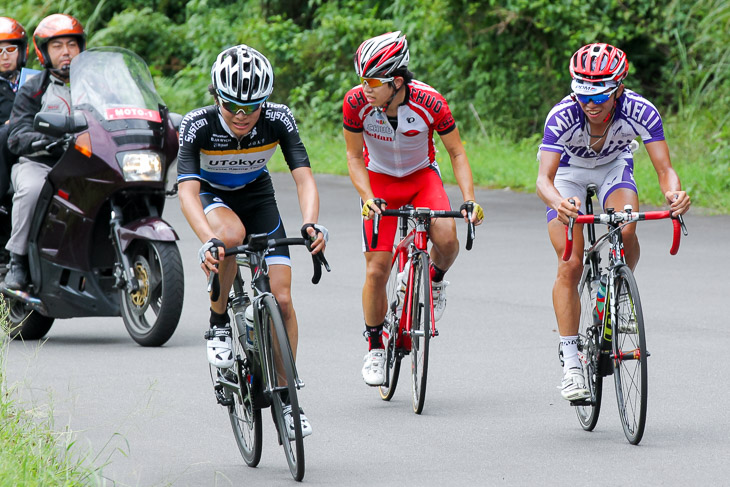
top-left (4, 253), bottom-right (29, 290)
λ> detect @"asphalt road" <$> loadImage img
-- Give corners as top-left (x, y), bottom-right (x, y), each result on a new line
top-left (5, 172), bottom-right (730, 486)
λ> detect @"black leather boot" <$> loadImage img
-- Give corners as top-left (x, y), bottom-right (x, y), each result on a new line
top-left (4, 253), bottom-right (29, 290)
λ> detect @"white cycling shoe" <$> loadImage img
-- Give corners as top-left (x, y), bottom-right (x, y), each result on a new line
top-left (560, 367), bottom-right (590, 401)
top-left (362, 349), bottom-right (386, 386)
top-left (283, 405), bottom-right (313, 439)
top-left (432, 280), bottom-right (449, 322)
top-left (205, 326), bottom-right (234, 369)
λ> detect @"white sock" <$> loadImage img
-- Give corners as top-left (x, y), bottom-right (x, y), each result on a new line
top-left (560, 335), bottom-right (581, 371)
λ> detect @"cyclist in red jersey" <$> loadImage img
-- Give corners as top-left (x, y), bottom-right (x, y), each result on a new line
top-left (536, 43), bottom-right (690, 401)
top-left (343, 32), bottom-right (484, 386)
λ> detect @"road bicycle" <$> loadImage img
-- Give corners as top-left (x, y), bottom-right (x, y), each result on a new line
top-left (562, 184), bottom-right (687, 444)
top-left (207, 233), bottom-right (329, 481)
top-left (371, 204), bottom-right (476, 414)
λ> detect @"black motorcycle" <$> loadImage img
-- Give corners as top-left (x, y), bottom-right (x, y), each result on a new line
top-left (0, 47), bottom-right (184, 346)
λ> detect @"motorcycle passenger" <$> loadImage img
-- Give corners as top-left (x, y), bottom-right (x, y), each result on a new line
top-left (3, 13), bottom-right (85, 290)
top-left (343, 32), bottom-right (484, 386)
top-left (177, 45), bottom-right (327, 438)
top-left (0, 17), bottom-right (27, 198)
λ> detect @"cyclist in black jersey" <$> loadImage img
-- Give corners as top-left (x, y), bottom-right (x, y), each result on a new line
top-left (177, 45), bottom-right (327, 437)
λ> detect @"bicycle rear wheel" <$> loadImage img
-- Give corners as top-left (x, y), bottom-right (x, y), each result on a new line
top-left (410, 252), bottom-right (431, 414)
top-left (227, 325), bottom-right (262, 466)
top-left (612, 266), bottom-right (647, 445)
top-left (575, 271), bottom-right (603, 431)
top-left (261, 295), bottom-right (305, 480)
top-left (380, 253), bottom-right (403, 400)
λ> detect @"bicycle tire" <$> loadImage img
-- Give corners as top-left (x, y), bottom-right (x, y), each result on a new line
top-left (262, 294), bottom-right (305, 480)
top-left (379, 253), bottom-right (403, 400)
top-left (227, 323), bottom-right (262, 467)
top-left (410, 252), bottom-right (431, 414)
top-left (612, 266), bottom-right (647, 445)
top-left (575, 271), bottom-right (603, 431)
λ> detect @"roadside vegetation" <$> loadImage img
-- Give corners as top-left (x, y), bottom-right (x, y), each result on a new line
top-left (6, 0), bottom-right (728, 211)
top-left (0, 302), bottom-right (99, 486)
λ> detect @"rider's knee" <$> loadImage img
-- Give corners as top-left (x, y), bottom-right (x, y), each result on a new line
top-left (557, 258), bottom-right (582, 283)
top-left (216, 225), bottom-right (245, 249)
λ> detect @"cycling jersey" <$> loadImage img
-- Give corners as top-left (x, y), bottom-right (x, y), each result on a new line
top-left (177, 103), bottom-right (310, 190)
top-left (342, 80), bottom-right (456, 178)
top-left (539, 89), bottom-right (664, 169)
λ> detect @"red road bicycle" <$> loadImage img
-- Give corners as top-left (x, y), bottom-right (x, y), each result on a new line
top-left (563, 184), bottom-right (687, 444)
top-left (371, 204), bottom-right (475, 414)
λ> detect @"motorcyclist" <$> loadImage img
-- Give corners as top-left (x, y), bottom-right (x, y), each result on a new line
top-left (0, 17), bottom-right (27, 198)
top-left (4, 13), bottom-right (86, 290)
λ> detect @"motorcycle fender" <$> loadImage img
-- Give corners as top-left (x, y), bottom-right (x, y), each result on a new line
top-left (117, 217), bottom-right (178, 251)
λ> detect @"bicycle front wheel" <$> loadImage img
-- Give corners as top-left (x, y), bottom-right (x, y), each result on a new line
top-left (612, 266), bottom-right (647, 445)
top-left (261, 295), bottom-right (305, 480)
top-left (228, 324), bottom-right (262, 467)
top-left (410, 252), bottom-right (431, 414)
top-left (575, 271), bottom-right (603, 431)
top-left (380, 253), bottom-right (402, 400)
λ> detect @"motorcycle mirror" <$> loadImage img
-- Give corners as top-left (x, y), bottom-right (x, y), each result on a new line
top-left (34, 111), bottom-right (88, 137)
top-left (169, 112), bottom-right (183, 131)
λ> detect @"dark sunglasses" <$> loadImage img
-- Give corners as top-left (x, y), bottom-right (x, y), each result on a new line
top-left (218, 94), bottom-right (266, 115)
top-left (574, 86), bottom-right (619, 105)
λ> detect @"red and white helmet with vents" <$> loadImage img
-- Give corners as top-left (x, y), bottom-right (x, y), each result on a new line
top-left (211, 44), bottom-right (274, 104)
top-left (570, 43), bottom-right (628, 84)
top-left (354, 31), bottom-right (409, 78)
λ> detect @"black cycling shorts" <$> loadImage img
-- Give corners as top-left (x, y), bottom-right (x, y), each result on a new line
top-left (199, 172), bottom-right (290, 263)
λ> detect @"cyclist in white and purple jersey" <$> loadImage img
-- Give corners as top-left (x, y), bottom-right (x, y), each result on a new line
top-left (536, 43), bottom-right (690, 401)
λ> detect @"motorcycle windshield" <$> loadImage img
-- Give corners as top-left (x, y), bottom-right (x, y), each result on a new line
top-left (70, 47), bottom-right (165, 123)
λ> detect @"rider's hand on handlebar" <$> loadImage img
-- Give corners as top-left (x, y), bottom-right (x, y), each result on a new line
top-left (459, 201), bottom-right (484, 225)
top-left (301, 223), bottom-right (329, 254)
top-left (665, 190), bottom-right (690, 217)
top-left (198, 237), bottom-right (225, 277)
top-left (557, 197), bottom-right (581, 225)
top-left (361, 198), bottom-right (386, 220)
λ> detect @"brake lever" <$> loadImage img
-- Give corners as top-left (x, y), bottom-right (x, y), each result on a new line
top-left (206, 247), bottom-right (220, 302)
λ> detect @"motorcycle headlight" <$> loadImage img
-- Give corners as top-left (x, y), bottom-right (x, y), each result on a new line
top-left (118, 151), bottom-right (163, 182)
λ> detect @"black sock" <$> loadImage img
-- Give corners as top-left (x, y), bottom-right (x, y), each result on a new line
top-left (209, 308), bottom-right (229, 328)
top-left (430, 263), bottom-right (446, 283)
top-left (281, 389), bottom-right (290, 406)
top-left (366, 323), bottom-right (384, 350)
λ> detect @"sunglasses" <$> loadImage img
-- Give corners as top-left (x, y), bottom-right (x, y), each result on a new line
top-left (575, 86), bottom-right (619, 105)
top-left (218, 93), bottom-right (266, 115)
top-left (0, 45), bottom-right (19, 55)
top-left (360, 77), bottom-right (394, 88)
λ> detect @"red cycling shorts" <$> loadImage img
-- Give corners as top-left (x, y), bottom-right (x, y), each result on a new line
top-left (362, 166), bottom-right (452, 252)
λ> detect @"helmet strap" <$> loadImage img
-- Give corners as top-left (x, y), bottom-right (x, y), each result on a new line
top-left (375, 81), bottom-right (402, 114)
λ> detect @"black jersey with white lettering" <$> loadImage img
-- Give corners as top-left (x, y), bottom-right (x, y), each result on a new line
top-left (177, 102), bottom-right (310, 190)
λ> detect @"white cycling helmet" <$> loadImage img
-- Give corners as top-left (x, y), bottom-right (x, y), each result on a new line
top-left (354, 31), bottom-right (409, 78)
top-left (211, 44), bottom-right (274, 104)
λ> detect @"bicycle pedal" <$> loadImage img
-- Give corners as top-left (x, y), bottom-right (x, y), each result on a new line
top-left (569, 399), bottom-right (593, 407)
top-left (433, 328), bottom-right (439, 337)
top-left (296, 379), bottom-right (305, 389)
top-left (214, 385), bottom-right (233, 406)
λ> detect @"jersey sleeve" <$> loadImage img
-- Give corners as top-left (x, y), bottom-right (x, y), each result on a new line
top-left (433, 98), bottom-right (455, 136)
top-left (176, 109), bottom-right (206, 184)
top-left (539, 99), bottom-right (579, 154)
top-left (620, 92), bottom-right (665, 144)
top-left (343, 86), bottom-right (365, 133)
top-left (272, 105), bottom-right (311, 171)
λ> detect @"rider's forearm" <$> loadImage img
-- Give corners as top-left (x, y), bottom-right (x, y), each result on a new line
top-left (451, 153), bottom-right (476, 202)
top-left (347, 156), bottom-right (374, 202)
top-left (179, 183), bottom-right (217, 243)
top-left (291, 167), bottom-right (320, 223)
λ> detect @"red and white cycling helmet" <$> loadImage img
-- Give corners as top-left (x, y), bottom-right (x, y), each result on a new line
top-left (33, 13), bottom-right (86, 69)
top-left (0, 17), bottom-right (28, 68)
top-left (211, 44), bottom-right (274, 104)
top-left (354, 31), bottom-right (409, 78)
top-left (570, 43), bottom-right (628, 88)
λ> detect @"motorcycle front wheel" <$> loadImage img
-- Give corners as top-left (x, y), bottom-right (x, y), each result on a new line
top-left (120, 240), bottom-right (183, 346)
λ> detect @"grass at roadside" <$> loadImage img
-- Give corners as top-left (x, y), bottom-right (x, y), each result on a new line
top-left (0, 305), bottom-right (100, 487)
top-left (272, 112), bottom-right (728, 214)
